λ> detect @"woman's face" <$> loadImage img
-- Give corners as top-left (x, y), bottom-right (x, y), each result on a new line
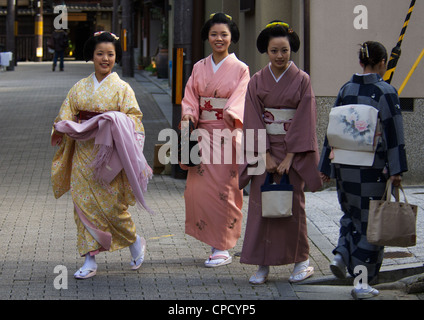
top-left (208, 23), bottom-right (231, 55)
top-left (267, 36), bottom-right (291, 73)
top-left (93, 42), bottom-right (116, 79)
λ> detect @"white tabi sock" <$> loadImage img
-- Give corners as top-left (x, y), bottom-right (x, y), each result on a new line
top-left (80, 254), bottom-right (97, 271)
top-left (293, 259), bottom-right (310, 274)
top-left (130, 234), bottom-right (142, 260)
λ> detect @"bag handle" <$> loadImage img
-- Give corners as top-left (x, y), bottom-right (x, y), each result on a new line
top-left (382, 180), bottom-right (409, 204)
top-left (264, 172), bottom-right (290, 186)
top-left (397, 184), bottom-right (410, 204)
top-left (179, 119), bottom-right (197, 133)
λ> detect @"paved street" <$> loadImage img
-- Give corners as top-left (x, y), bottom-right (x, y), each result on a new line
top-left (0, 62), bottom-right (423, 306)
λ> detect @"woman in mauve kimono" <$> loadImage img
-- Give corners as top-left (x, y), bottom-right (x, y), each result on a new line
top-left (51, 32), bottom-right (150, 279)
top-left (181, 13), bottom-right (250, 267)
top-left (239, 22), bottom-right (322, 284)
top-left (319, 42), bottom-right (407, 299)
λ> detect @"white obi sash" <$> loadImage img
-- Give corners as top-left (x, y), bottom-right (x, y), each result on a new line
top-left (263, 108), bottom-right (296, 135)
top-left (199, 97), bottom-right (228, 121)
top-left (327, 104), bottom-right (381, 166)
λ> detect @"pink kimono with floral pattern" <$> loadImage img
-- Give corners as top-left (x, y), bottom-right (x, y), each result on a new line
top-left (181, 53), bottom-right (250, 250)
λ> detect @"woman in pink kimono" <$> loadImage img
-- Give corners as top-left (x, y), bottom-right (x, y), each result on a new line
top-left (239, 22), bottom-right (322, 284)
top-left (181, 13), bottom-right (250, 267)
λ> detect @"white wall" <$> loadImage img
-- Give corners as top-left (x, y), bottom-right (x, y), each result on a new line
top-left (310, 0), bottom-right (424, 98)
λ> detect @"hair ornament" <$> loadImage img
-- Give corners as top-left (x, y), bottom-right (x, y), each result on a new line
top-left (94, 31), bottom-right (120, 40)
top-left (361, 43), bottom-right (369, 58)
top-left (210, 13), bottom-right (232, 21)
top-left (266, 21), bottom-right (289, 29)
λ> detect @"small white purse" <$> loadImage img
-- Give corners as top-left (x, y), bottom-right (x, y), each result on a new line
top-left (261, 173), bottom-right (293, 218)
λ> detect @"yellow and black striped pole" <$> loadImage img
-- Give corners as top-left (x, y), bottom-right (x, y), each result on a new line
top-left (383, 0), bottom-right (416, 84)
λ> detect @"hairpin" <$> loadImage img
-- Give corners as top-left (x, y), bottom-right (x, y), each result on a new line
top-left (94, 31), bottom-right (120, 40)
top-left (266, 22), bottom-right (289, 29)
top-left (210, 13), bottom-right (232, 21)
top-left (361, 43), bottom-right (369, 58)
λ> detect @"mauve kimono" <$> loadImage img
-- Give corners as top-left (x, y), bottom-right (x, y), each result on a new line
top-left (239, 62), bottom-right (322, 266)
top-left (181, 53), bottom-right (250, 250)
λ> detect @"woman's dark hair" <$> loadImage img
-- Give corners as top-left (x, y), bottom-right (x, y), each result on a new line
top-left (83, 32), bottom-right (122, 63)
top-left (256, 21), bottom-right (300, 54)
top-left (359, 41), bottom-right (388, 68)
top-left (200, 12), bottom-right (240, 43)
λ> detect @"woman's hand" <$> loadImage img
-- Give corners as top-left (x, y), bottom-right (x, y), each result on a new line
top-left (390, 174), bottom-right (402, 187)
top-left (51, 131), bottom-right (63, 146)
top-left (320, 172), bottom-right (331, 183)
top-left (182, 114), bottom-right (196, 123)
top-left (265, 152), bottom-right (278, 173)
top-left (277, 153), bottom-right (294, 175)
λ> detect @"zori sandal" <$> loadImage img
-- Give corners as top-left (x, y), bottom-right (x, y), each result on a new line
top-left (131, 236), bottom-right (146, 270)
top-left (74, 267), bottom-right (97, 280)
top-left (288, 266), bottom-right (314, 283)
top-left (204, 250), bottom-right (232, 268)
top-left (249, 266), bottom-right (270, 285)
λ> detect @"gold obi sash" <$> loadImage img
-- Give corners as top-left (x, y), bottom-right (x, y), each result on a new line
top-left (199, 97), bottom-right (228, 121)
top-left (263, 108), bottom-right (296, 135)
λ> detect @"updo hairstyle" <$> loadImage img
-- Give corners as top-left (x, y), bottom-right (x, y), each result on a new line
top-left (256, 21), bottom-right (300, 54)
top-left (83, 31), bottom-right (123, 63)
top-left (359, 41), bottom-right (388, 68)
top-left (200, 12), bottom-right (240, 43)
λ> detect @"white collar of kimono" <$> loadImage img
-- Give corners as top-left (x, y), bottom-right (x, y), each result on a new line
top-left (268, 61), bottom-right (293, 82)
top-left (92, 73), bottom-right (113, 91)
top-left (211, 54), bottom-right (231, 73)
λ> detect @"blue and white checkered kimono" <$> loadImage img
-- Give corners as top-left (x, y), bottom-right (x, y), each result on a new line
top-left (319, 73), bottom-right (408, 282)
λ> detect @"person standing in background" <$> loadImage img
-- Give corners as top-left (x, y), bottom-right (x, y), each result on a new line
top-left (50, 29), bottom-right (68, 72)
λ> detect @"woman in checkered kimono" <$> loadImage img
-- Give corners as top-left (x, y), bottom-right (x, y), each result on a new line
top-left (319, 41), bottom-right (408, 299)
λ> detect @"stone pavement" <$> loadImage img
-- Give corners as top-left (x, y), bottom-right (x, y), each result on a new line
top-left (0, 62), bottom-right (423, 306)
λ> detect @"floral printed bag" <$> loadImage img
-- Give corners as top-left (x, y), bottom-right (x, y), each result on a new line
top-left (327, 104), bottom-right (380, 166)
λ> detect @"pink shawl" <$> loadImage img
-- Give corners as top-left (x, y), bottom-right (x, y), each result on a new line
top-left (54, 111), bottom-right (154, 214)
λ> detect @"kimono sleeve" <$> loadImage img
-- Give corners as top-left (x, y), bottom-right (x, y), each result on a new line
top-left (284, 73), bottom-right (317, 154)
top-left (51, 84), bottom-right (79, 198)
top-left (238, 75), bottom-right (267, 189)
top-left (284, 72), bottom-right (322, 192)
top-left (224, 65), bottom-right (250, 129)
top-left (51, 84), bottom-right (79, 145)
top-left (181, 64), bottom-right (200, 126)
top-left (119, 84), bottom-right (145, 134)
top-left (379, 89), bottom-right (408, 176)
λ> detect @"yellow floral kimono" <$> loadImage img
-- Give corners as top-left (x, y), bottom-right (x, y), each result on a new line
top-left (51, 72), bottom-right (145, 256)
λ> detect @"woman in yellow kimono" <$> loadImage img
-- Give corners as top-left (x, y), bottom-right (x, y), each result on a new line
top-left (51, 32), bottom-right (148, 279)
